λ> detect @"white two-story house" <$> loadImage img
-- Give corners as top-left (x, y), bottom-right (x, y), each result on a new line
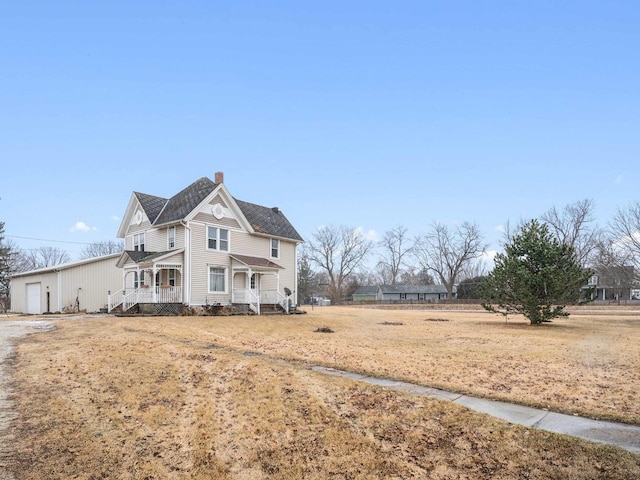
top-left (108, 172), bottom-right (303, 315)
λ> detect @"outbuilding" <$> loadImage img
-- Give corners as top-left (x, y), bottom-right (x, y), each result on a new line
top-left (10, 253), bottom-right (122, 314)
top-left (352, 284), bottom-right (455, 302)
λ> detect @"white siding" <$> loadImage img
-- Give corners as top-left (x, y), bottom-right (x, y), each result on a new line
top-left (185, 220), bottom-right (298, 306)
top-left (188, 222), bottom-right (233, 305)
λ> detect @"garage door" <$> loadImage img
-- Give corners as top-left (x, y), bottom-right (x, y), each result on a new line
top-left (26, 283), bottom-right (41, 314)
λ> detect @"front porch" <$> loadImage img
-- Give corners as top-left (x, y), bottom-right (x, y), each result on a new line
top-left (108, 286), bottom-right (183, 313)
top-left (109, 250), bottom-right (293, 315)
top-left (108, 285), bottom-right (289, 315)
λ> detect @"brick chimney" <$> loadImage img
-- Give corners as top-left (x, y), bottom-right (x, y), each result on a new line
top-left (215, 171), bottom-right (224, 184)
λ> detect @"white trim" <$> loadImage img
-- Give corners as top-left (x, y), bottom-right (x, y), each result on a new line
top-left (206, 225), bottom-right (230, 252)
top-left (182, 221), bottom-right (191, 304)
top-left (167, 226), bottom-right (176, 249)
top-left (270, 238), bottom-right (280, 259)
top-left (133, 232), bottom-right (145, 251)
top-left (208, 265), bottom-right (228, 294)
top-left (183, 183), bottom-right (255, 234)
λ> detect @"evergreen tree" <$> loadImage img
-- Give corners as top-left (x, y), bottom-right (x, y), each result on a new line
top-left (457, 275), bottom-right (486, 299)
top-left (481, 220), bottom-right (593, 324)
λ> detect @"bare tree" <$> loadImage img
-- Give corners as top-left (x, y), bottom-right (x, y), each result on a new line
top-left (376, 226), bottom-right (412, 285)
top-left (4, 240), bottom-right (35, 273)
top-left (590, 240), bottom-right (636, 301)
top-left (459, 256), bottom-right (489, 280)
top-left (306, 225), bottom-right (374, 304)
top-left (26, 246), bottom-right (71, 269)
top-left (79, 240), bottom-right (124, 259)
top-left (413, 221), bottom-right (487, 299)
top-left (540, 199), bottom-right (603, 267)
top-left (398, 266), bottom-right (434, 285)
top-left (0, 222), bottom-right (12, 311)
top-left (297, 245), bottom-right (324, 305)
top-left (610, 201), bottom-right (640, 269)
top-left (0, 228), bottom-right (42, 310)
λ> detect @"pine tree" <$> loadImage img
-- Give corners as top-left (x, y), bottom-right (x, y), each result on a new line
top-left (481, 219), bottom-right (593, 324)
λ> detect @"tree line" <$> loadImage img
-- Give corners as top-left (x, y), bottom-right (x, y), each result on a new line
top-left (2, 199), bottom-right (640, 318)
top-left (298, 199), bottom-right (640, 317)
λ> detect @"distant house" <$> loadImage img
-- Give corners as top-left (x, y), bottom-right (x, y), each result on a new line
top-left (10, 253), bottom-right (122, 314)
top-left (351, 286), bottom-right (378, 301)
top-left (584, 266), bottom-right (637, 301)
top-left (352, 284), bottom-right (454, 302)
top-left (109, 172), bottom-right (303, 315)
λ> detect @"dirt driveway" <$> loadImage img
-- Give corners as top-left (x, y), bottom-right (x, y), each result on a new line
top-left (0, 319), bottom-right (52, 480)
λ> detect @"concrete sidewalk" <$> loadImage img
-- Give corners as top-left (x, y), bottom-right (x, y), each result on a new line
top-left (311, 366), bottom-right (640, 454)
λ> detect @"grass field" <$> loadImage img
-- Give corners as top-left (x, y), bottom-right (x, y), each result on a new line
top-left (5, 306), bottom-right (640, 478)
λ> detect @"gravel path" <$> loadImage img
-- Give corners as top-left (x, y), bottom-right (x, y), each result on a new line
top-left (0, 319), bottom-right (53, 480)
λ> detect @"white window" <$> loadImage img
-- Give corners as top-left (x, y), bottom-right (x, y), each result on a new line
top-left (207, 226), bottom-right (229, 251)
top-left (168, 226), bottom-right (175, 249)
top-left (133, 233), bottom-right (145, 252)
top-left (271, 238), bottom-right (279, 258)
top-left (589, 275), bottom-right (598, 285)
top-left (168, 269), bottom-right (176, 287)
top-left (208, 266), bottom-right (227, 293)
top-left (134, 270), bottom-right (145, 288)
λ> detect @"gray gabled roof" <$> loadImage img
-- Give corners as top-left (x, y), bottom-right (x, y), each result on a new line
top-left (353, 286), bottom-right (378, 295)
top-left (133, 177), bottom-right (303, 242)
top-left (154, 177), bottom-right (218, 226)
top-left (234, 199), bottom-right (303, 242)
top-left (135, 192), bottom-right (167, 224)
top-left (116, 249), bottom-right (185, 268)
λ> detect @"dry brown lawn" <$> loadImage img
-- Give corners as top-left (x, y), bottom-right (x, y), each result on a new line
top-left (5, 306), bottom-right (640, 479)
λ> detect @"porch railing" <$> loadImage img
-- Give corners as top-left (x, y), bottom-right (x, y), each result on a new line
top-left (232, 289), bottom-right (289, 314)
top-left (108, 289), bottom-right (124, 312)
top-left (108, 287), bottom-right (183, 312)
top-left (260, 290), bottom-right (290, 314)
top-left (232, 289), bottom-right (260, 314)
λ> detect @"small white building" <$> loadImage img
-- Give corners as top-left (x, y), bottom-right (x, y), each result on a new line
top-left (10, 253), bottom-right (122, 314)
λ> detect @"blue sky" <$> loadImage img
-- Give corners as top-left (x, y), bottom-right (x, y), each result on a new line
top-left (1, 1), bottom-right (638, 262)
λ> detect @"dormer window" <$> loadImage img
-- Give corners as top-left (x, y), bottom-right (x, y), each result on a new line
top-left (168, 226), bottom-right (176, 249)
top-left (134, 233), bottom-right (145, 252)
top-left (271, 238), bottom-right (279, 259)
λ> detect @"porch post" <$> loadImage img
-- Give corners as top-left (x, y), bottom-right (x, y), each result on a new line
top-left (153, 265), bottom-right (157, 303)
